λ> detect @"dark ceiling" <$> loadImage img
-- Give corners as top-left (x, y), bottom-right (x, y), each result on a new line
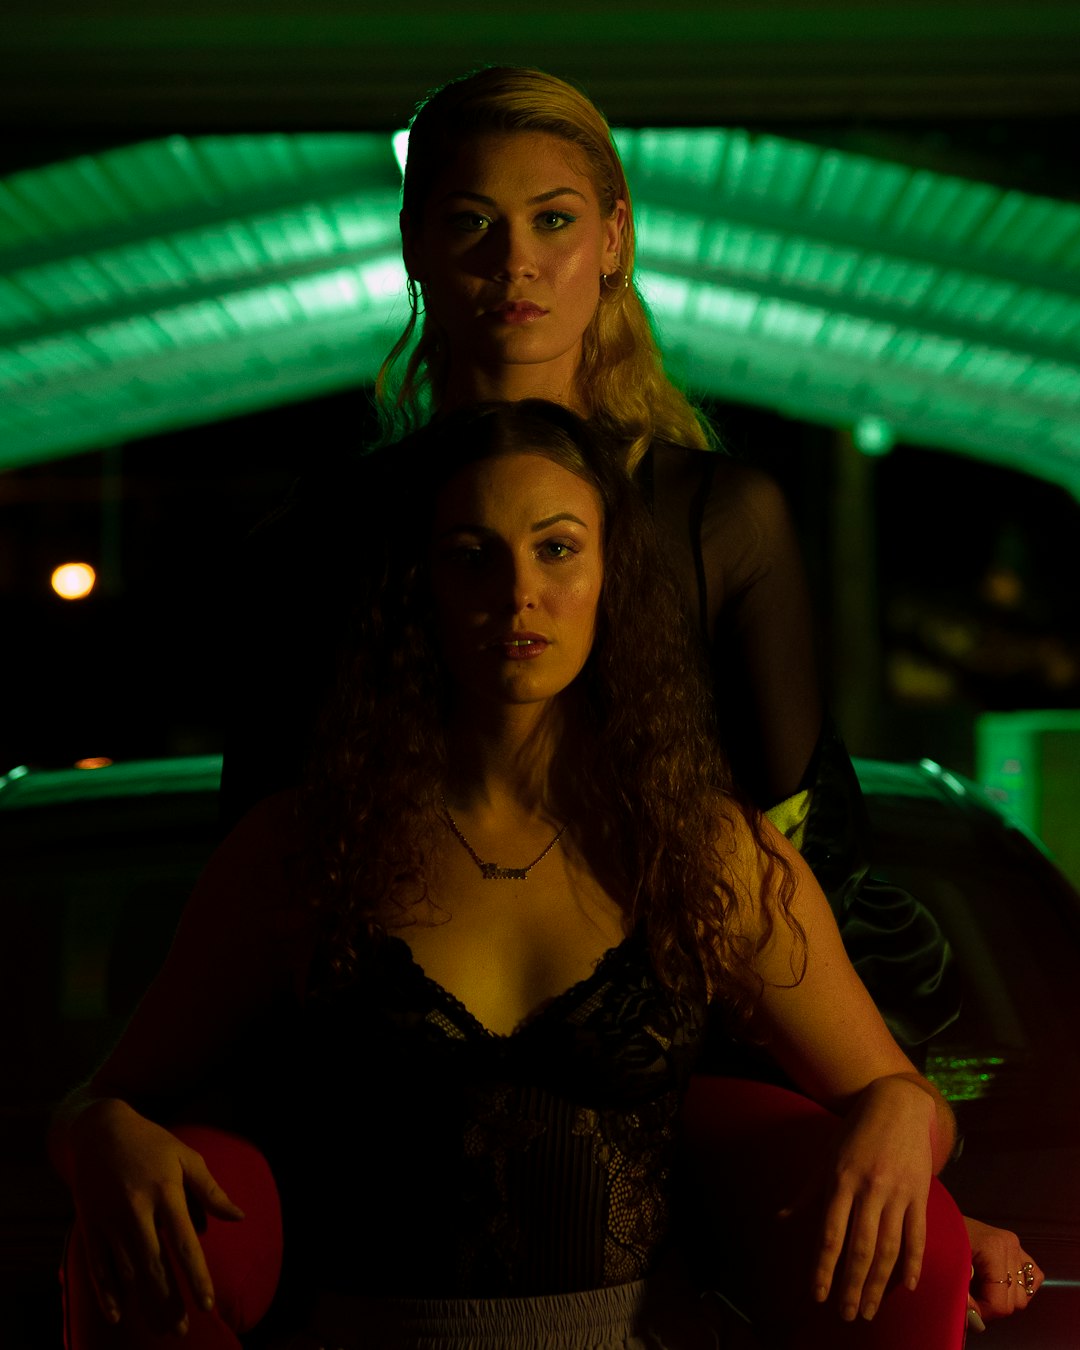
top-left (6, 0), bottom-right (1080, 133)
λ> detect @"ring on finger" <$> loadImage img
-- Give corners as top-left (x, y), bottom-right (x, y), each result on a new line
top-left (1019, 1261), bottom-right (1036, 1296)
top-left (985, 1272), bottom-right (1012, 1287)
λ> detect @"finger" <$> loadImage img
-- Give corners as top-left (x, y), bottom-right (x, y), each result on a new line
top-left (183, 1150), bottom-right (246, 1223)
top-left (835, 1195), bottom-right (887, 1321)
top-left (125, 1207), bottom-right (174, 1308)
top-left (854, 1200), bottom-right (909, 1320)
top-left (966, 1300), bottom-right (987, 1334)
top-left (973, 1255), bottom-right (1021, 1319)
top-left (81, 1229), bottom-right (123, 1325)
top-left (899, 1194), bottom-right (926, 1293)
top-left (162, 1199), bottom-right (217, 1315)
top-left (132, 1225), bottom-right (189, 1337)
top-left (1016, 1254), bottom-right (1044, 1307)
top-left (812, 1187), bottom-right (854, 1304)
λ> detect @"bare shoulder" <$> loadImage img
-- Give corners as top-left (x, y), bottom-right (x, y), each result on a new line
top-left (712, 798), bottom-right (799, 937)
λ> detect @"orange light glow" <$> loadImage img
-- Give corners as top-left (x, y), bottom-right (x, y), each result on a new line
top-left (51, 562), bottom-right (97, 600)
top-left (74, 757), bottom-right (114, 770)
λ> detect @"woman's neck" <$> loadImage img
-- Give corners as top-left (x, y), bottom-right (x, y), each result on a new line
top-left (442, 700), bottom-right (568, 820)
top-left (441, 360), bottom-right (584, 414)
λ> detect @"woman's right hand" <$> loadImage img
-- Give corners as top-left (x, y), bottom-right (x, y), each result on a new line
top-left (66, 1098), bottom-right (245, 1333)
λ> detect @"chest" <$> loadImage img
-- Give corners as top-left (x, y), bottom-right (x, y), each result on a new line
top-left (388, 839), bottom-right (628, 1037)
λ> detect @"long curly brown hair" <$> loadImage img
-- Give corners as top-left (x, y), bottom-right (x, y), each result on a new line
top-left (300, 401), bottom-right (798, 1016)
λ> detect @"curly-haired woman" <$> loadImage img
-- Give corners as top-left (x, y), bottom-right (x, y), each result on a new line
top-left (52, 402), bottom-right (979, 1349)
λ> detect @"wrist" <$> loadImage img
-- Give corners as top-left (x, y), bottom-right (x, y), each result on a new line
top-left (872, 1072), bottom-right (955, 1171)
top-left (48, 1092), bottom-right (138, 1182)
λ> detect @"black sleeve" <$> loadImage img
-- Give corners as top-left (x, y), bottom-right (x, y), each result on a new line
top-left (648, 447), bottom-right (823, 807)
top-left (648, 447), bottom-right (959, 1051)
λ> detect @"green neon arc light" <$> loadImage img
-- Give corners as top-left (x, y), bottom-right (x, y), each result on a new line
top-left (1, 129), bottom-right (1078, 498)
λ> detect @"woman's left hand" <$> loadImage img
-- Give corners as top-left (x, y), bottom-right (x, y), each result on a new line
top-left (781, 1075), bottom-right (936, 1322)
top-left (965, 1216), bottom-right (1044, 1331)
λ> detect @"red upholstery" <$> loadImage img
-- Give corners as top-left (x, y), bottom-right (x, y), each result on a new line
top-left (62, 1126), bottom-right (282, 1349)
top-left (682, 1076), bottom-right (971, 1349)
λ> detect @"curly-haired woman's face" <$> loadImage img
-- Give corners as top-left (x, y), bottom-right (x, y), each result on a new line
top-left (403, 131), bottom-right (624, 405)
top-left (430, 451), bottom-right (603, 712)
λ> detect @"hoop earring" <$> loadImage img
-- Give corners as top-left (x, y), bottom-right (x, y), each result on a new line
top-left (601, 267), bottom-right (629, 291)
top-left (406, 276), bottom-right (423, 313)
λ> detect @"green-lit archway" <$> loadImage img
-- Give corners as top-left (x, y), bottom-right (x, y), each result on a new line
top-left (2, 129), bottom-right (1078, 495)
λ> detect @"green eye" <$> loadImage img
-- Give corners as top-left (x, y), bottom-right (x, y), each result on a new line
top-left (540, 540), bottom-right (576, 560)
top-left (449, 211), bottom-right (491, 232)
top-left (538, 210), bottom-right (576, 230)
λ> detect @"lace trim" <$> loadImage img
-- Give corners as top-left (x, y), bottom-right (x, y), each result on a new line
top-left (385, 931), bottom-right (636, 1042)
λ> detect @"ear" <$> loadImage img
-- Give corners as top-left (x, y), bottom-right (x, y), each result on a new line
top-left (400, 208), bottom-right (425, 283)
top-left (602, 199), bottom-right (627, 273)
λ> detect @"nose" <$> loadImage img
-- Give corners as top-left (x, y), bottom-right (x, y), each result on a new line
top-left (501, 553), bottom-right (537, 613)
top-left (491, 221), bottom-right (538, 282)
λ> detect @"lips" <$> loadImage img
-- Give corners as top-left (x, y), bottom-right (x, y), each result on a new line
top-left (491, 301), bottom-right (547, 324)
top-left (487, 632), bottom-right (549, 659)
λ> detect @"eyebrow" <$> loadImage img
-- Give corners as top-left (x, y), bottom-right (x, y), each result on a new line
top-left (532, 512), bottom-right (589, 530)
top-left (436, 512), bottom-right (590, 538)
top-left (437, 187), bottom-right (588, 207)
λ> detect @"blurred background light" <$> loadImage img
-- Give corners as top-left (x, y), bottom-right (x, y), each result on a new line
top-left (854, 414), bottom-right (895, 456)
top-left (50, 562), bottom-right (96, 599)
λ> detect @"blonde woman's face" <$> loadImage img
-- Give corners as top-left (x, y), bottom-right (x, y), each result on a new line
top-left (403, 131), bottom-right (625, 403)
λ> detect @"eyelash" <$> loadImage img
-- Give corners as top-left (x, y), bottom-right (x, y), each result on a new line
top-left (539, 210), bottom-right (577, 230)
top-left (447, 210), bottom-right (578, 233)
top-left (442, 539), bottom-right (579, 566)
top-left (538, 539), bottom-right (578, 560)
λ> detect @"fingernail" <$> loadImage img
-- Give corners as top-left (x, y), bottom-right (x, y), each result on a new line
top-left (862, 1302), bottom-right (877, 1320)
top-left (907, 1275), bottom-right (919, 1291)
top-left (202, 1294), bottom-right (215, 1312)
top-left (968, 1307), bottom-right (987, 1334)
top-left (814, 1284), bottom-right (828, 1303)
top-left (842, 1303), bottom-right (858, 1321)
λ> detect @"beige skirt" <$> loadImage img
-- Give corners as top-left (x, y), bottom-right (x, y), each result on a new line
top-left (300, 1264), bottom-right (758, 1349)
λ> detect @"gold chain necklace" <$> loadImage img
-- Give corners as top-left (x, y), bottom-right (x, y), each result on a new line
top-left (440, 795), bottom-right (566, 881)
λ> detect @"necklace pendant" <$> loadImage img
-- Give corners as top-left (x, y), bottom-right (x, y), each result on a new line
top-left (481, 862), bottom-right (528, 881)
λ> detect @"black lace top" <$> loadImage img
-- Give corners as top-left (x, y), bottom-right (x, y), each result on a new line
top-left (274, 926), bottom-right (708, 1298)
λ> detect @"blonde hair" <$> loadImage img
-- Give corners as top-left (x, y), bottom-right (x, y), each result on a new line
top-left (376, 66), bottom-right (714, 471)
